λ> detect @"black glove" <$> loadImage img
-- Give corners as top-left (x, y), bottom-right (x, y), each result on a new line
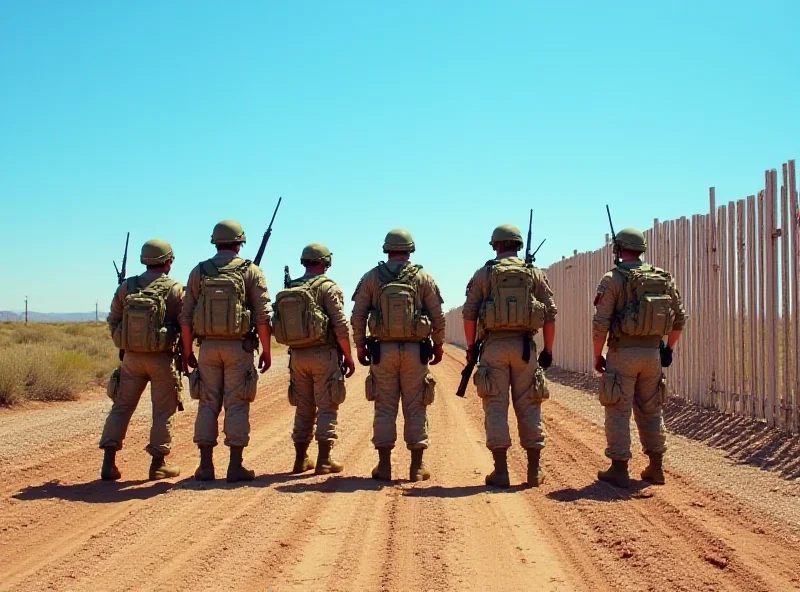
top-left (537, 350), bottom-right (553, 369)
top-left (594, 355), bottom-right (606, 373)
top-left (660, 342), bottom-right (673, 367)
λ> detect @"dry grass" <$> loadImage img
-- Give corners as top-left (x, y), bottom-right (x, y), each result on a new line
top-left (0, 322), bottom-right (118, 406)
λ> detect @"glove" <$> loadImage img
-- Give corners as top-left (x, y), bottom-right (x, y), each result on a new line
top-left (357, 345), bottom-right (371, 367)
top-left (660, 342), bottom-right (673, 367)
top-left (537, 350), bottom-right (553, 369)
top-left (594, 355), bottom-right (606, 373)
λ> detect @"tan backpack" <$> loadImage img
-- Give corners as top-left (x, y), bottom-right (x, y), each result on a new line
top-left (272, 275), bottom-right (332, 348)
top-left (367, 263), bottom-right (432, 342)
top-left (120, 276), bottom-right (178, 353)
top-left (615, 264), bottom-right (675, 337)
top-left (192, 260), bottom-right (252, 339)
top-left (479, 260), bottom-right (546, 333)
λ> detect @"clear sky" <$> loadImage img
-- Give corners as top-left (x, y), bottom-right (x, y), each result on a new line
top-left (1, 1), bottom-right (798, 314)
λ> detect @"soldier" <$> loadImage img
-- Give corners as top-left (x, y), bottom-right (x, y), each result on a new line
top-left (462, 224), bottom-right (557, 488)
top-left (350, 229), bottom-right (446, 482)
top-left (179, 220), bottom-right (273, 483)
top-left (100, 239), bottom-right (184, 481)
top-left (272, 244), bottom-right (356, 475)
top-left (592, 228), bottom-right (686, 488)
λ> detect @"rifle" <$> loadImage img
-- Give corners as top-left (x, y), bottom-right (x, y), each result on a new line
top-left (606, 204), bottom-right (621, 266)
top-left (283, 265), bottom-right (291, 289)
top-left (456, 340), bottom-right (483, 397)
top-left (524, 209), bottom-right (533, 265)
top-left (174, 339), bottom-right (185, 411)
top-left (113, 232), bottom-right (130, 285)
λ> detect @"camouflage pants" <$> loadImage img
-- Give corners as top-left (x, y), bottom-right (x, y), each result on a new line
top-left (602, 347), bottom-right (667, 461)
top-left (99, 351), bottom-right (181, 457)
top-left (194, 339), bottom-right (258, 448)
top-left (289, 345), bottom-right (346, 443)
top-left (367, 342), bottom-right (435, 450)
top-left (473, 335), bottom-right (545, 451)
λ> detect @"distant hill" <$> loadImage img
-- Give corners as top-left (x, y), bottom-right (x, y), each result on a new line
top-left (0, 311), bottom-right (108, 323)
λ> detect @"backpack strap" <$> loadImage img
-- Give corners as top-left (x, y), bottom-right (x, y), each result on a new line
top-left (200, 260), bottom-right (219, 277)
top-left (126, 276), bottom-right (140, 296)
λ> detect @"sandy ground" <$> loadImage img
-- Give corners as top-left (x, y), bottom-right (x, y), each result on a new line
top-left (1, 346), bottom-right (799, 592)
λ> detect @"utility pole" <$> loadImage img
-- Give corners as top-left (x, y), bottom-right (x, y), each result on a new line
top-left (95, 300), bottom-right (98, 322)
top-left (25, 295), bottom-right (28, 324)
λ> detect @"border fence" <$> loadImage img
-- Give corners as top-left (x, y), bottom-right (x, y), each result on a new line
top-left (445, 160), bottom-right (799, 434)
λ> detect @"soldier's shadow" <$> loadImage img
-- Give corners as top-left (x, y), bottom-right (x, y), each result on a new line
top-left (176, 471), bottom-right (317, 491)
top-left (546, 479), bottom-right (651, 503)
top-left (12, 479), bottom-right (174, 504)
top-left (403, 484), bottom-right (529, 498)
top-left (275, 475), bottom-right (390, 494)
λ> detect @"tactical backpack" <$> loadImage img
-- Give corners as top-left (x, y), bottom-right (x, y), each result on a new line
top-left (479, 260), bottom-right (546, 333)
top-left (272, 275), bottom-right (332, 348)
top-left (367, 263), bottom-right (432, 342)
top-left (120, 276), bottom-right (177, 353)
top-left (192, 260), bottom-right (252, 339)
top-left (615, 264), bottom-right (675, 337)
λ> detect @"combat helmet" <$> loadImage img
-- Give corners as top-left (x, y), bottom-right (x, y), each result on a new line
top-left (140, 239), bottom-right (174, 265)
top-left (614, 228), bottom-right (647, 253)
top-left (490, 224), bottom-right (524, 247)
top-left (383, 229), bottom-right (415, 253)
top-left (211, 220), bottom-right (246, 245)
top-left (301, 243), bottom-right (332, 265)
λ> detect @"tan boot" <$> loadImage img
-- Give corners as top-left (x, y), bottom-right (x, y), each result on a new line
top-left (485, 449), bottom-right (510, 488)
top-left (100, 447), bottom-right (121, 482)
top-left (598, 459), bottom-right (631, 488)
top-left (315, 440), bottom-right (344, 475)
top-left (292, 442), bottom-right (315, 474)
top-left (371, 448), bottom-right (392, 481)
top-left (226, 446), bottom-right (255, 483)
top-left (409, 448), bottom-right (431, 482)
top-left (525, 448), bottom-right (545, 487)
top-left (641, 453), bottom-right (665, 485)
top-left (149, 455), bottom-right (181, 480)
top-left (194, 445), bottom-right (215, 481)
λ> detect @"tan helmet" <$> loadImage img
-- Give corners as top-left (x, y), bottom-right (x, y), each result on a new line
top-left (490, 224), bottom-right (524, 247)
top-left (210, 220), bottom-right (246, 244)
top-left (140, 239), bottom-right (174, 265)
top-left (300, 243), bottom-right (332, 265)
top-left (615, 228), bottom-right (647, 253)
top-left (383, 229), bottom-right (415, 253)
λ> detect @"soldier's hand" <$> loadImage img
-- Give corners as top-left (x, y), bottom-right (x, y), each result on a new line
top-left (537, 350), bottom-right (553, 369)
top-left (431, 343), bottom-right (444, 365)
top-left (594, 355), bottom-right (606, 374)
top-left (184, 352), bottom-right (198, 374)
top-left (466, 344), bottom-right (479, 364)
top-left (343, 356), bottom-right (356, 378)
top-left (357, 345), bottom-right (370, 366)
top-left (258, 351), bottom-right (272, 373)
top-left (660, 342), bottom-right (673, 367)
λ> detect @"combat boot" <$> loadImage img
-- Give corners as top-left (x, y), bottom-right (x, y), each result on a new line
top-left (409, 448), bottom-right (431, 482)
top-left (292, 442), bottom-right (315, 474)
top-left (100, 447), bottom-right (121, 482)
top-left (485, 449), bottom-right (511, 488)
top-left (226, 446), bottom-right (256, 483)
top-left (315, 440), bottom-right (344, 475)
top-left (525, 448), bottom-right (546, 487)
top-left (641, 453), bottom-right (666, 485)
top-left (149, 454), bottom-right (181, 480)
top-left (194, 445), bottom-right (215, 481)
top-left (598, 459), bottom-right (631, 488)
top-left (371, 448), bottom-right (392, 481)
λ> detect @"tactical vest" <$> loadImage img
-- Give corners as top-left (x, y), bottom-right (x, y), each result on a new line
top-left (613, 264), bottom-right (675, 338)
top-left (479, 260), bottom-right (546, 333)
top-left (120, 275), bottom-right (178, 353)
top-left (192, 260), bottom-right (252, 339)
top-left (272, 275), bottom-right (333, 348)
top-left (367, 263), bottom-right (432, 342)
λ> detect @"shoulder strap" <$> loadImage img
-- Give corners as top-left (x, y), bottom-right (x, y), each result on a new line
top-left (200, 260), bottom-right (219, 277)
top-left (126, 276), bottom-right (140, 296)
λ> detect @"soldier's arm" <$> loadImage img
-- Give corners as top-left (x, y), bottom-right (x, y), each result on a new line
top-left (179, 267), bottom-right (201, 365)
top-left (462, 269), bottom-right (485, 348)
top-left (322, 283), bottom-right (355, 367)
top-left (534, 269), bottom-right (558, 352)
top-left (420, 272), bottom-right (446, 345)
top-left (592, 272), bottom-right (618, 363)
top-left (106, 285), bottom-right (125, 337)
top-left (247, 266), bottom-right (273, 354)
top-left (667, 277), bottom-right (687, 348)
top-left (165, 282), bottom-right (184, 326)
top-left (349, 272), bottom-right (374, 349)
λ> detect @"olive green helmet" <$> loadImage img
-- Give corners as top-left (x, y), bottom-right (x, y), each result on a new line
top-left (300, 243), bottom-right (332, 265)
top-left (383, 229), bottom-right (415, 253)
top-left (490, 224), bottom-right (524, 247)
top-left (210, 219), bottom-right (246, 245)
top-left (140, 239), bottom-right (174, 265)
top-left (615, 228), bottom-right (647, 253)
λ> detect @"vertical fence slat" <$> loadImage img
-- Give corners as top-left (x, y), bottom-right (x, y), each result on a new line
top-left (747, 195), bottom-right (758, 419)
top-left (766, 171), bottom-right (780, 427)
top-left (718, 205), bottom-right (729, 403)
top-left (791, 160), bottom-right (799, 433)
top-left (781, 164), bottom-right (791, 429)
top-left (736, 200), bottom-right (746, 415)
top-left (727, 202), bottom-right (737, 412)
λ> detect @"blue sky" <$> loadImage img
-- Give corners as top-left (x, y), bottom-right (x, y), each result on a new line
top-left (1, 1), bottom-right (798, 314)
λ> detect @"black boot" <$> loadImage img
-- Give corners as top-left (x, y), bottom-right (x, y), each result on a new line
top-left (525, 448), bottom-right (545, 487)
top-left (641, 453), bottom-right (665, 485)
top-left (101, 447), bottom-right (121, 482)
top-left (409, 448), bottom-right (430, 482)
top-left (371, 448), bottom-right (392, 481)
top-left (598, 459), bottom-right (631, 488)
top-left (149, 454), bottom-right (181, 480)
top-left (292, 442), bottom-right (315, 474)
top-left (315, 440), bottom-right (344, 475)
top-left (194, 445), bottom-right (215, 481)
top-left (485, 449), bottom-right (510, 488)
top-left (226, 446), bottom-right (255, 483)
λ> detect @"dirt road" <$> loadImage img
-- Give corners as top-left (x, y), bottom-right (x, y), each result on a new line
top-left (1, 347), bottom-right (799, 592)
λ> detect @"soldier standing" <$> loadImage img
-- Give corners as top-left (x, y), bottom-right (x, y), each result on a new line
top-left (350, 229), bottom-right (446, 482)
top-left (592, 228), bottom-right (686, 488)
top-left (100, 239), bottom-right (184, 481)
top-left (462, 224), bottom-right (557, 489)
top-left (272, 244), bottom-right (356, 475)
top-left (179, 220), bottom-right (273, 483)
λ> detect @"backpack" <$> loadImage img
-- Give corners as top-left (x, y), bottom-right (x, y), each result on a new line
top-left (192, 260), bottom-right (252, 339)
top-left (272, 275), bottom-right (332, 348)
top-left (615, 264), bottom-right (675, 337)
top-left (367, 263), bottom-right (432, 342)
top-left (479, 260), bottom-right (546, 333)
top-left (120, 276), bottom-right (177, 353)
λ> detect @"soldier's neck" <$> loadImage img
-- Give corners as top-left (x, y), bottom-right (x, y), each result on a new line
top-left (495, 250), bottom-right (520, 259)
